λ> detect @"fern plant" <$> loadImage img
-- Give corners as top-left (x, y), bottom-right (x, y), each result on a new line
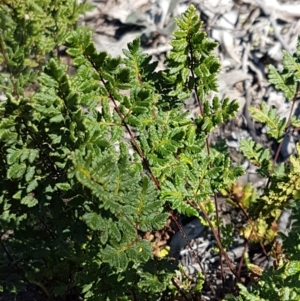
top-left (63, 5), bottom-right (243, 299)
top-left (1, 1), bottom-right (300, 300)
top-left (0, 4), bottom-right (244, 300)
top-left (225, 144), bottom-right (300, 301)
top-left (224, 37), bottom-right (300, 300)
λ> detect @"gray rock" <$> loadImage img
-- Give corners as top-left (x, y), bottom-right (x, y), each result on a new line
top-left (169, 218), bottom-right (205, 259)
top-left (280, 134), bottom-right (296, 159)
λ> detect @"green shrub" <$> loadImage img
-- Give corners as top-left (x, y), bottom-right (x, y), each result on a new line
top-left (0, 1), bottom-right (300, 300)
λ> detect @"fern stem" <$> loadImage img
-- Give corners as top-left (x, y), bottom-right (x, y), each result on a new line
top-left (97, 68), bottom-right (161, 189)
top-left (172, 277), bottom-right (191, 301)
top-left (169, 210), bottom-right (217, 297)
top-left (198, 202), bottom-right (237, 277)
top-left (269, 81), bottom-right (300, 182)
top-left (27, 278), bottom-right (50, 299)
top-left (188, 35), bottom-right (227, 293)
top-left (237, 238), bottom-right (249, 282)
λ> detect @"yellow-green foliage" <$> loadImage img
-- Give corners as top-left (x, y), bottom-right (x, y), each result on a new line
top-left (249, 144), bottom-right (300, 224)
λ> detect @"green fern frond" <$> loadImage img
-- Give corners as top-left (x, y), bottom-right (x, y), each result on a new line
top-left (248, 102), bottom-right (286, 141)
top-left (240, 139), bottom-right (272, 177)
top-left (267, 40), bottom-right (300, 101)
